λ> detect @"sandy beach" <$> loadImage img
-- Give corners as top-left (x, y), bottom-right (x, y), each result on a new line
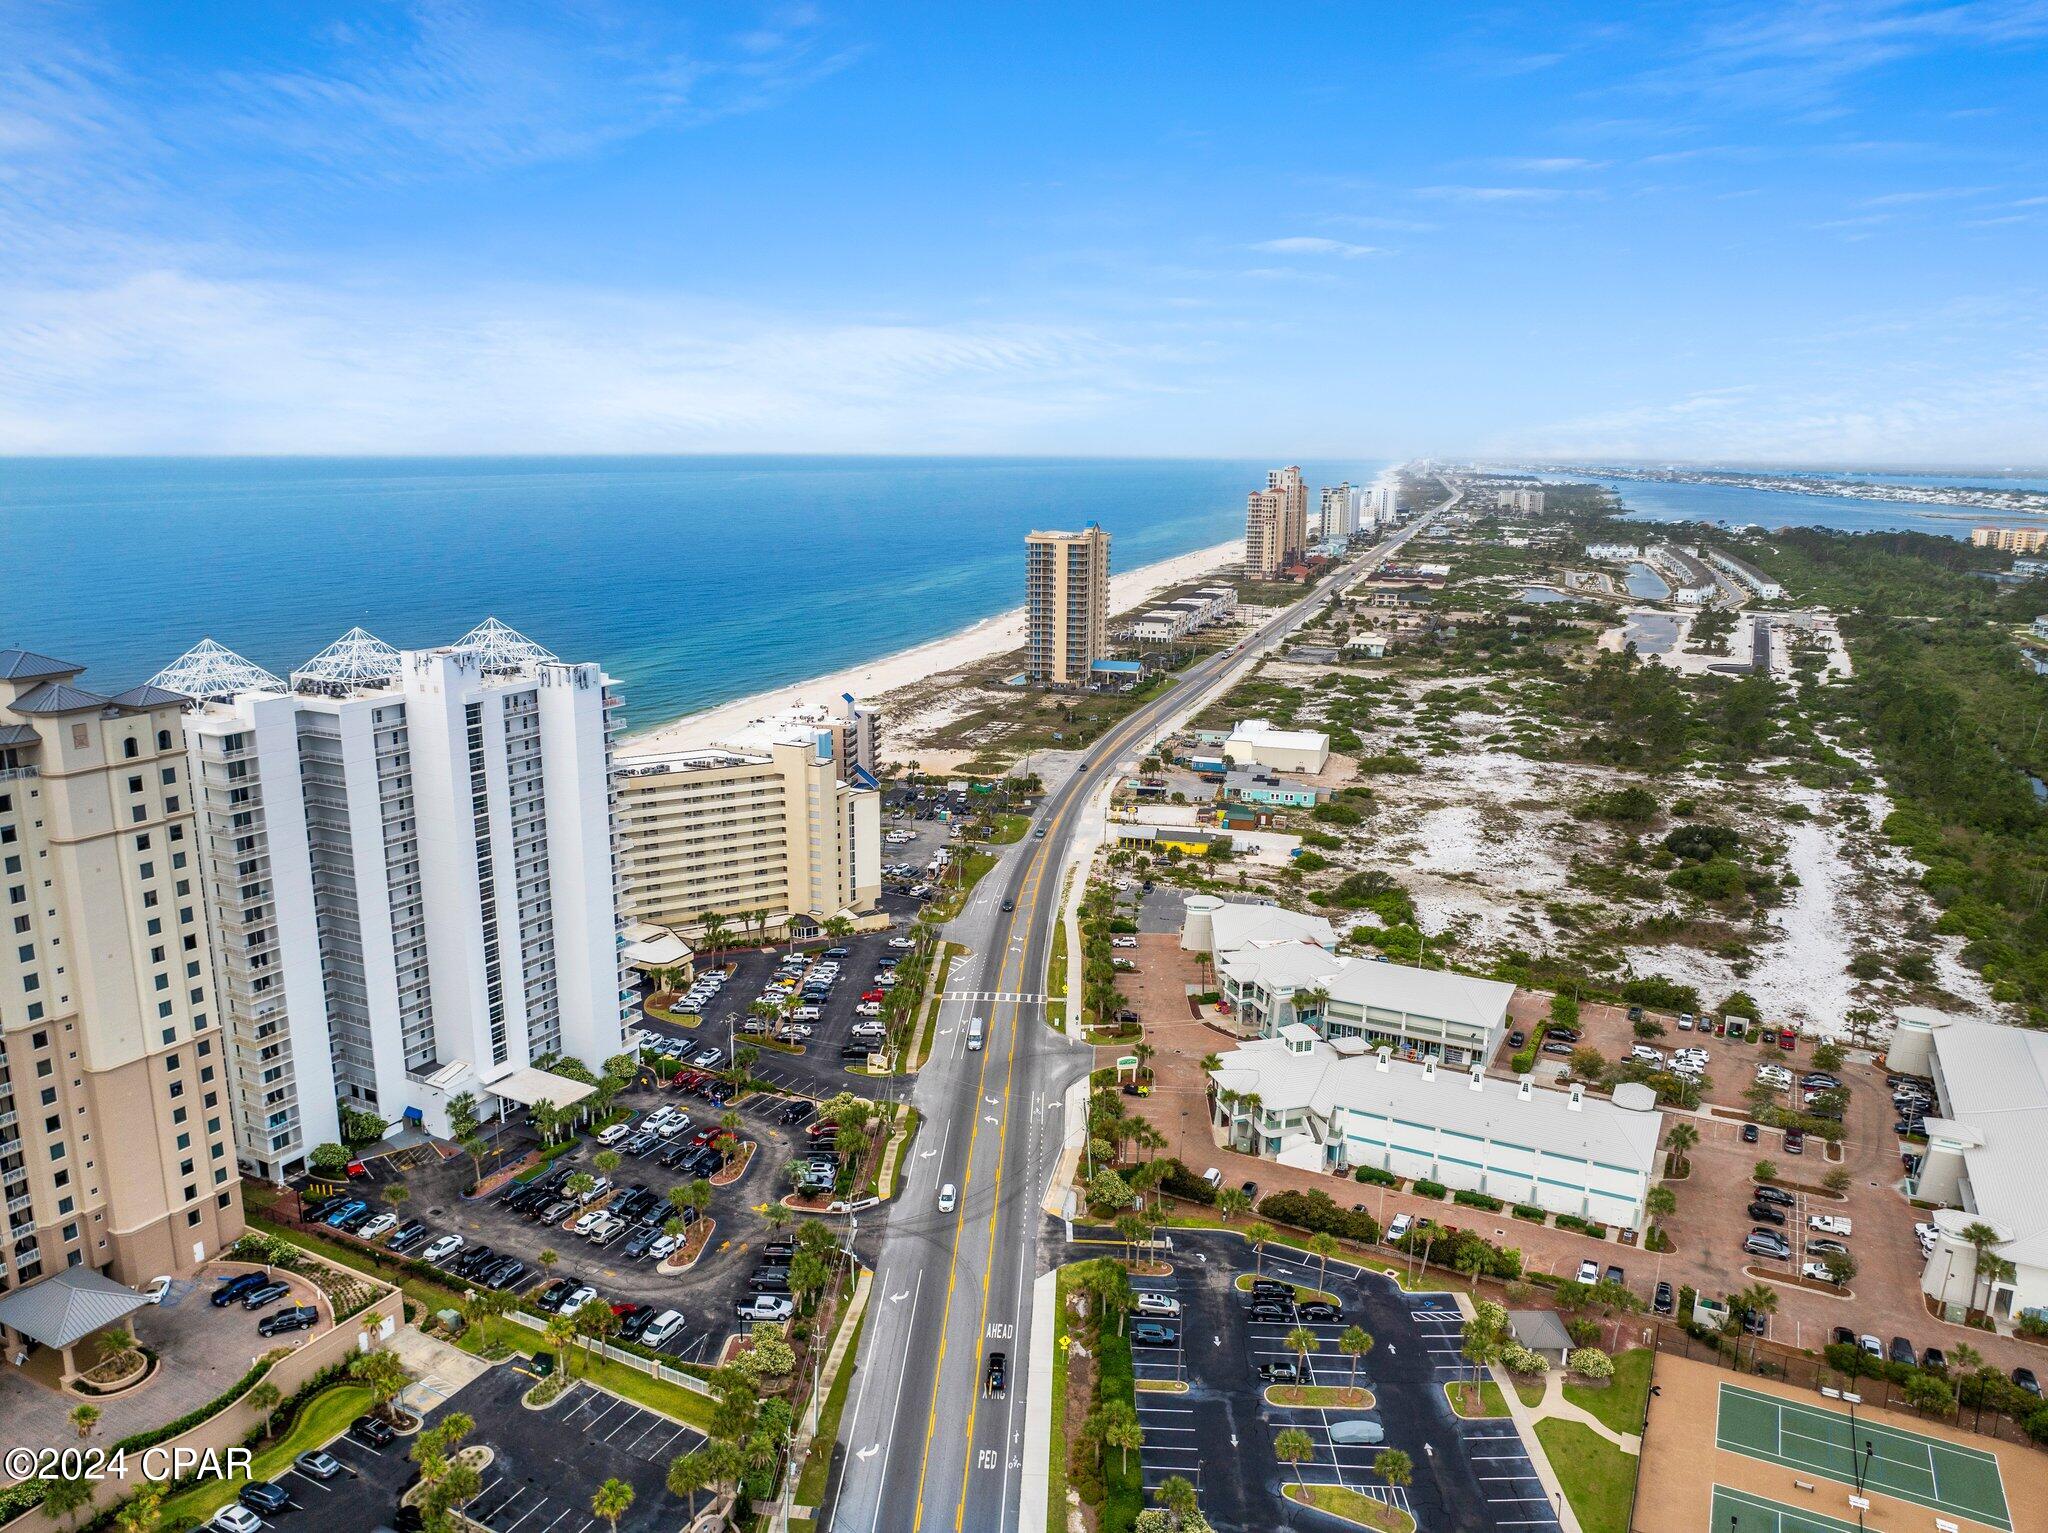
top-left (619, 535), bottom-right (1243, 759)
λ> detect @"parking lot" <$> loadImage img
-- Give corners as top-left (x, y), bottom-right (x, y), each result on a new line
top-left (259, 1363), bottom-right (703, 1533)
top-left (314, 1083), bottom-right (847, 1363)
top-left (1115, 1228), bottom-right (1552, 1532)
top-left (636, 899), bottom-right (925, 1103)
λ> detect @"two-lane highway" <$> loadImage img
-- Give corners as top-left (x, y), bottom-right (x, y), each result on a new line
top-left (827, 488), bottom-right (1453, 1532)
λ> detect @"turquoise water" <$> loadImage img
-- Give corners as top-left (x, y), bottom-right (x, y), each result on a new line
top-left (1556, 474), bottom-right (2021, 536)
top-left (0, 455), bottom-right (1384, 730)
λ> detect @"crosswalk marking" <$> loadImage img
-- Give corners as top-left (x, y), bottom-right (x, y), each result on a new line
top-left (948, 990), bottom-right (1048, 1004)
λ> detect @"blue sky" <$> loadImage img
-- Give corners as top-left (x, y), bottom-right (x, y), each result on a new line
top-left (2, 1), bottom-right (2044, 463)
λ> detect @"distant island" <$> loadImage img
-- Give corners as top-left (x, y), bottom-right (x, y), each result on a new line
top-left (1513, 463), bottom-right (2048, 519)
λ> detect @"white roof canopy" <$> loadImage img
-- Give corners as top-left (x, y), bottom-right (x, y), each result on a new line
top-left (486, 1066), bottom-right (596, 1111)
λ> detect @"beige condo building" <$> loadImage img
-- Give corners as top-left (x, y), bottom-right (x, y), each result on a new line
top-left (0, 650), bottom-right (244, 1293)
top-left (1246, 466), bottom-right (1309, 578)
top-left (1971, 526), bottom-right (2048, 553)
top-left (1025, 526), bottom-right (1111, 686)
top-left (614, 735), bottom-right (882, 937)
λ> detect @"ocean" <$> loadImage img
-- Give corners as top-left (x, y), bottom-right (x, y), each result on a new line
top-left (0, 455), bottom-right (1384, 731)
top-left (1552, 474), bottom-right (2023, 537)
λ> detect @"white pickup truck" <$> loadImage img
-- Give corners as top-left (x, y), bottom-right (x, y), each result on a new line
top-left (1808, 1214), bottom-right (1853, 1236)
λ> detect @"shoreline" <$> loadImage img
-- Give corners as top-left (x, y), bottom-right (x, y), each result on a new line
top-left (619, 535), bottom-right (1244, 758)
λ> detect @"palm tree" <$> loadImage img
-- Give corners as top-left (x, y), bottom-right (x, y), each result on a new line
top-left (1339, 1326), bottom-right (1374, 1396)
top-left (538, 1247), bottom-right (559, 1275)
top-left (1237, 1093), bottom-right (1265, 1151)
top-left (590, 1478), bottom-right (634, 1533)
top-left (1274, 1427), bottom-right (1316, 1493)
top-left (1200, 1052), bottom-right (1222, 1073)
top-left (112, 1484), bottom-right (163, 1533)
top-left (246, 1381), bottom-right (283, 1438)
top-left (68, 1404), bottom-right (100, 1440)
top-left (593, 1149), bottom-right (622, 1181)
top-left (1101, 1400), bottom-right (1144, 1478)
top-left (1309, 1232), bottom-right (1339, 1294)
top-left (1154, 1476), bottom-right (1201, 1528)
top-left (350, 1350), bottom-right (410, 1422)
top-left (1373, 1447), bottom-right (1414, 1491)
top-left (1214, 1186), bottom-right (1252, 1224)
top-left (666, 1452), bottom-right (712, 1520)
top-left (1665, 1121), bottom-right (1699, 1175)
top-left (1292, 985), bottom-right (1330, 1027)
top-left (1246, 1220), bottom-right (1275, 1278)
top-left (1285, 1325), bottom-right (1319, 1384)
top-left (1959, 1221), bottom-right (2003, 1312)
top-left (700, 914), bottom-right (731, 955)
top-left (1115, 1212), bottom-right (1149, 1266)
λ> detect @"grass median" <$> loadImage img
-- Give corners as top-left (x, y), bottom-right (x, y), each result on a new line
top-left (1533, 1419), bottom-right (1637, 1533)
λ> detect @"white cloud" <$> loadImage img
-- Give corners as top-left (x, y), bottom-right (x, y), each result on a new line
top-left (0, 268), bottom-right (1161, 453)
top-left (1248, 236), bottom-right (1382, 259)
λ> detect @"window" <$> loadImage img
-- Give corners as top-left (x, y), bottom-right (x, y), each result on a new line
top-left (157, 729), bottom-right (173, 751)
top-left (127, 776), bottom-right (142, 794)
top-left (186, 1209), bottom-right (200, 1226)
top-left (123, 738), bottom-right (139, 760)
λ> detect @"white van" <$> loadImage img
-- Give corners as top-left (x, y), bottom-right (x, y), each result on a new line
top-left (967, 1017), bottom-right (985, 1051)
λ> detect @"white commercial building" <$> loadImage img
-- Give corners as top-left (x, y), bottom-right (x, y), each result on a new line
top-left (1320, 484), bottom-right (1359, 541)
top-left (153, 621), bottom-right (628, 1177)
top-left (712, 694), bottom-right (882, 787)
top-left (1224, 718), bottom-right (1330, 774)
top-left (1889, 1009), bottom-right (2048, 1325)
top-left (1210, 1026), bottom-right (1664, 1230)
top-left (1130, 609), bottom-right (1194, 643)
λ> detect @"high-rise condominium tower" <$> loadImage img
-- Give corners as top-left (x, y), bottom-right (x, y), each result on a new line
top-left (0, 651), bottom-right (245, 1285)
top-left (150, 620), bottom-right (628, 1180)
top-left (1025, 526), bottom-right (1112, 686)
top-left (1246, 466), bottom-right (1309, 578)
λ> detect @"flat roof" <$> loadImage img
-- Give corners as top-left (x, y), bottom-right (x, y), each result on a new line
top-left (1927, 1016), bottom-right (2048, 1271)
top-left (1210, 1037), bottom-right (1662, 1171)
top-left (485, 1065), bottom-right (597, 1111)
top-left (1206, 902), bottom-right (1338, 955)
top-left (1228, 718), bottom-right (1329, 752)
top-left (1325, 958), bottom-right (1518, 1032)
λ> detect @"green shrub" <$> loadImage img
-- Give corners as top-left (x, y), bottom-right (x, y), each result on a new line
top-left (1412, 1179), bottom-right (1447, 1200)
top-left (1512, 1204), bottom-right (1547, 1222)
top-left (1255, 1188), bottom-right (1379, 1244)
top-left (1157, 1159), bottom-right (1218, 1206)
top-left (1453, 1190), bottom-right (1504, 1212)
top-left (1352, 1166), bottom-right (1401, 1188)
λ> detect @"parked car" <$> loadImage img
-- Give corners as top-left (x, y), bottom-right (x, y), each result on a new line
top-left (1890, 1337), bottom-right (1917, 1367)
top-left (1801, 1262), bottom-right (1843, 1285)
top-left (1297, 1300), bottom-right (1342, 1323)
top-left (1130, 1323), bottom-right (1178, 1347)
top-left (1752, 1185), bottom-right (1795, 1207)
top-left (238, 1484), bottom-right (292, 1516)
top-left (211, 1507), bottom-right (264, 1533)
top-left (387, 1220), bottom-right (428, 1253)
top-left (1134, 1293), bottom-right (1180, 1318)
top-left (1329, 1419), bottom-right (1385, 1446)
top-left (240, 1280), bottom-right (292, 1311)
top-left (1257, 1360), bottom-right (1300, 1383)
top-left (1741, 1124), bottom-right (1760, 1144)
top-left (348, 1414), bottom-right (397, 1448)
top-left (1746, 1202), bottom-right (1787, 1225)
top-left (1808, 1214), bottom-right (1852, 1236)
top-left (294, 1451), bottom-right (342, 1481)
top-left (1386, 1213), bottom-right (1412, 1244)
top-left (355, 1213), bottom-right (398, 1241)
top-left (2014, 1367), bottom-right (2041, 1396)
top-left (211, 1271), bottom-right (271, 1308)
top-left (643, 1310), bottom-right (685, 1347)
top-left (1576, 1259), bottom-right (1600, 1284)
top-left (736, 1295), bottom-right (795, 1322)
top-left (1653, 1281), bottom-right (1674, 1316)
top-left (258, 1304), bottom-right (320, 1337)
top-left (1783, 1129), bottom-right (1805, 1154)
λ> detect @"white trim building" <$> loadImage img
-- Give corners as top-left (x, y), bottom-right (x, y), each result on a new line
top-left (158, 622), bottom-right (628, 1177)
top-left (1210, 1026), bottom-right (1663, 1229)
top-left (1224, 719), bottom-right (1330, 775)
top-left (1888, 1008), bottom-right (2048, 1324)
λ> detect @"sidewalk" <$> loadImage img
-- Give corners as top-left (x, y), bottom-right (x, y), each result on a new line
top-left (775, 1265), bottom-right (873, 1531)
top-left (1494, 1360), bottom-right (1589, 1533)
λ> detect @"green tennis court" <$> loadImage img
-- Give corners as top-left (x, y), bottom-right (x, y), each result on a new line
top-left (1715, 1383), bottom-right (2010, 1530)
top-left (1708, 1486), bottom-right (1879, 1533)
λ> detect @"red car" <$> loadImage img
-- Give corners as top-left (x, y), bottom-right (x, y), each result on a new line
top-left (862, 989), bottom-right (885, 1003)
top-left (1778, 1028), bottom-right (1797, 1051)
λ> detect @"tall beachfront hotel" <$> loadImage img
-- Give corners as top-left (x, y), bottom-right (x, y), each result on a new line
top-left (1246, 465), bottom-right (1309, 578)
top-left (1025, 525), bottom-right (1112, 686)
top-left (0, 651), bottom-right (246, 1284)
top-left (150, 621), bottom-right (629, 1182)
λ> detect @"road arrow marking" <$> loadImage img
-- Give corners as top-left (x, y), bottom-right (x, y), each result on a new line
top-left (983, 1115), bottom-right (999, 1125)
top-left (891, 1290), bottom-right (909, 1304)
top-left (857, 1444), bottom-right (879, 1461)
top-left (984, 1096), bottom-right (999, 1106)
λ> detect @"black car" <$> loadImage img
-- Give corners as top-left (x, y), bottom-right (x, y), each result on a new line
top-left (301, 1194), bottom-right (351, 1222)
top-left (1741, 1124), bottom-right (1760, 1144)
top-left (1240, 1181), bottom-right (1259, 1201)
top-left (1833, 1327), bottom-right (1856, 1348)
top-left (452, 1246), bottom-right (496, 1278)
top-left (1247, 1303), bottom-right (1292, 1323)
top-left (1752, 1185), bottom-right (1795, 1207)
top-left (242, 1280), bottom-right (292, 1311)
top-left (999, 899), bottom-right (1015, 912)
top-left (535, 1278), bottom-right (579, 1314)
top-left (1297, 1301), bottom-right (1342, 1323)
top-left (763, 1239), bottom-right (797, 1260)
top-left (258, 1305), bottom-right (320, 1337)
top-left (483, 1259), bottom-right (527, 1291)
top-left (779, 1101), bottom-right (811, 1124)
top-left (392, 1508), bottom-right (424, 1533)
top-left (1547, 1026), bottom-right (1580, 1044)
top-left (212, 1271), bottom-right (271, 1308)
top-left (238, 1483), bottom-right (293, 1516)
top-left (618, 1306), bottom-right (657, 1341)
top-left (1249, 1279), bottom-right (1292, 1298)
top-left (985, 1351), bottom-right (1007, 1396)
top-left (387, 1221), bottom-right (428, 1253)
top-left (1923, 1347), bottom-right (1947, 1373)
top-left (349, 1414), bottom-right (397, 1448)
top-left (1746, 1202), bottom-right (1787, 1225)
top-left (2015, 1367), bottom-right (2041, 1396)
top-left (748, 1270), bottom-right (792, 1294)
top-left (1890, 1337), bottom-right (1917, 1367)
top-left (1256, 1360), bottom-right (1300, 1383)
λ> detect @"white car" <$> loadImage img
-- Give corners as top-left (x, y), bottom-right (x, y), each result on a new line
top-left (1385, 1213), bottom-right (1412, 1244)
top-left (855, 1002), bottom-right (883, 1017)
top-left (1576, 1259), bottom-right (1601, 1284)
top-left (356, 1212), bottom-right (398, 1240)
top-left (784, 1023), bottom-right (813, 1038)
top-left (211, 1508), bottom-right (263, 1533)
top-left (737, 1294), bottom-right (796, 1322)
top-left (938, 1183), bottom-right (957, 1213)
top-left (1756, 1065), bottom-right (1793, 1087)
top-left (142, 1275), bottom-right (174, 1305)
top-left (1111, 936), bottom-right (1139, 949)
top-left (565, 1285), bottom-right (599, 1311)
top-left (1801, 1261), bottom-right (1843, 1285)
top-left (422, 1234), bottom-right (465, 1264)
top-left (649, 1233), bottom-right (680, 1260)
top-left (889, 937), bottom-right (914, 949)
top-left (793, 1005), bottom-right (822, 1021)
top-left (597, 1122), bottom-right (633, 1146)
top-left (642, 1309), bottom-right (685, 1347)
top-left (1134, 1292), bottom-right (1180, 1317)
top-left (571, 1209), bottom-right (608, 1236)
